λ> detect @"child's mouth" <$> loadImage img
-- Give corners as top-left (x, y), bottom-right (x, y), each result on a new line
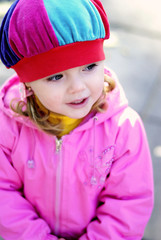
top-left (67, 98), bottom-right (89, 108)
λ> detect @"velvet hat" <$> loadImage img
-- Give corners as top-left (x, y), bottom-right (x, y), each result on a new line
top-left (0, 0), bottom-right (110, 82)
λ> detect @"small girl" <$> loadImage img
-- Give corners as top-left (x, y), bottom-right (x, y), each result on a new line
top-left (0, 0), bottom-right (153, 239)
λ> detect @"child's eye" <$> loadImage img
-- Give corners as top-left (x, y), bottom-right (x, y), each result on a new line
top-left (83, 63), bottom-right (97, 71)
top-left (47, 74), bottom-right (63, 81)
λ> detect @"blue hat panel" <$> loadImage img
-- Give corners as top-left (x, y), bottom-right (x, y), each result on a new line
top-left (43, 0), bottom-right (106, 46)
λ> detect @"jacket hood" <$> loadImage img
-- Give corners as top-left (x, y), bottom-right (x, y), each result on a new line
top-left (0, 69), bottom-right (128, 131)
top-left (0, 74), bottom-right (36, 128)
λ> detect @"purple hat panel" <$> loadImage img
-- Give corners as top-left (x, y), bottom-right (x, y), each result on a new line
top-left (0, 0), bottom-right (20, 68)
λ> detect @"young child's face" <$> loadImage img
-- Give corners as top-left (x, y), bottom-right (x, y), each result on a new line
top-left (27, 60), bottom-right (105, 119)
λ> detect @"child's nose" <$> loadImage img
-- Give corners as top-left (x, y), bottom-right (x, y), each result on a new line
top-left (68, 76), bottom-right (86, 94)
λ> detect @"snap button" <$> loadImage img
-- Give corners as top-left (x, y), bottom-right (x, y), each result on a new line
top-left (27, 159), bottom-right (35, 169)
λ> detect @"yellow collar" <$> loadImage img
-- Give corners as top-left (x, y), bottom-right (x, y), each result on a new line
top-left (35, 96), bottom-right (83, 137)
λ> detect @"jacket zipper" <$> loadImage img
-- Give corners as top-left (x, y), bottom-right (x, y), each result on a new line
top-left (55, 138), bottom-right (63, 235)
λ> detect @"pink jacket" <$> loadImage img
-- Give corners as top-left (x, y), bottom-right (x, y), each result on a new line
top-left (0, 70), bottom-right (153, 240)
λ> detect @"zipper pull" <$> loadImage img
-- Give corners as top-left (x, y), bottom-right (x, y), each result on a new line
top-left (56, 138), bottom-right (62, 153)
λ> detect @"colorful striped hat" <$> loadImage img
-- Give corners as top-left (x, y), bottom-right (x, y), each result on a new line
top-left (0, 0), bottom-right (110, 82)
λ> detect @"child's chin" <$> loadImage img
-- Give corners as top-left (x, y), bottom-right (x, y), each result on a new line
top-left (67, 110), bottom-right (90, 119)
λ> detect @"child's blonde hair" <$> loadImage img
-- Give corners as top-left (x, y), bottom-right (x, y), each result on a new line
top-left (11, 74), bottom-right (115, 136)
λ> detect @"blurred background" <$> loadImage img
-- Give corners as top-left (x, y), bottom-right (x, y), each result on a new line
top-left (101, 1), bottom-right (161, 239)
top-left (0, 0), bottom-right (161, 239)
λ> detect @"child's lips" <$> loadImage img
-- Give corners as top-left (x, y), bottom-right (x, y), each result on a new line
top-left (67, 97), bottom-right (89, 108)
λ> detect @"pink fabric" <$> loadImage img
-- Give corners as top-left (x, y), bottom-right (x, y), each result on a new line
top-left (9, 0), bottom-right (59, 59)
top-left (0, 69), bottom-right (154, 239)
top-left (90, 0), bottom-right (110, 38)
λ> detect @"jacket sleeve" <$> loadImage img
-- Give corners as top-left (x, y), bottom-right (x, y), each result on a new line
top-left (79, 109), bottom-right (154, 240)
top-left (0, 114), bottom-right (57, 240)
